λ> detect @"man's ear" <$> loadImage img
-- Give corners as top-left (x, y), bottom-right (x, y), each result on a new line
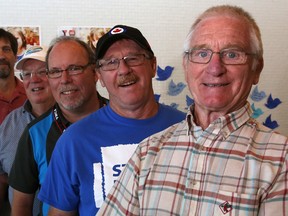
top-left (151, 56), bottom-right (157, 78)
top-left (95, 68), bottom-right (106, 87)
top-left (253, 57), bottom-right (264, 85)
top-left (92, 65), bottom-right (99, 83)
top-left (182, 57), bottom-right (189, 83)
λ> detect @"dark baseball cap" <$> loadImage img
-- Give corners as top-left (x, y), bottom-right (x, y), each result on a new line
top-left (95, 25), bottom-right (154, 60)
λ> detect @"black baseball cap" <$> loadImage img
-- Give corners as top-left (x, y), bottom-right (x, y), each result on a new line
top-left (95, 25), bottom-right (154, 60)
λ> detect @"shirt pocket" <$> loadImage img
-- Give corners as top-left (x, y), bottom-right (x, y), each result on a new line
top-left (212, 190), bottom-right (259, 216)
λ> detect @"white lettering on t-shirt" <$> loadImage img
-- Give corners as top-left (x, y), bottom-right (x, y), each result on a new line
top-left (93, 144), bottom-right (138, 208)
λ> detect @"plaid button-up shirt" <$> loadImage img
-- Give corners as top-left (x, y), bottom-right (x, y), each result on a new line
top-left (98, 103), bottom-right (288, 216)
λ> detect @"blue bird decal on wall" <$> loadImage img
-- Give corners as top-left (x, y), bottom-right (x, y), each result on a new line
top-left (250, 86), bottom-right (266, 102)
top-left (263, 114), bottom-right (279, 129)
top-left (251, 103), bottom-right (264, 119)
top-left (186, 95), bottom-right (194, 108)
top-left (156, 65), bottom-right (174, 81)
top-left (265, 94), bottom-right (282, 109)
top-left (154, 94), bottom-right (161, 102)
top-left (167, 80), bottom-right (186, 96)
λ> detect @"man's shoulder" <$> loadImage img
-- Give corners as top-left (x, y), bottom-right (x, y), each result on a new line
top-left (63, 106), bottom-right (107, 132)
top-left (254, 122), bottom-right (288, 143)
top-left (0, 105), bottom-right (32, 132)
top-left (1, 105), bottom-right (25, 121)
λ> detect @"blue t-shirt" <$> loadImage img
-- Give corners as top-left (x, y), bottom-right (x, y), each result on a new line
top-left (38, 104), bottom-right (185, 215)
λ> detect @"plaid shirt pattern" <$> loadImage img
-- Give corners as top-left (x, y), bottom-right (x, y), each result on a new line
top-left (98, 103), bottom-right (288, 216)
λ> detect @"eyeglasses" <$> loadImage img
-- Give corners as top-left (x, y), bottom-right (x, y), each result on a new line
top-left (47, 63), bottom-right (92, 79)
top-left (184, 48), bottom-right (256, 65)
top-left (97, 54), bottom-right (150, 71)
top-left (20, 70), bottom-right (47, 81)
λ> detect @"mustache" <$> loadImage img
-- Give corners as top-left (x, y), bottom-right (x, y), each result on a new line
top-left (0, 59), bottom-right (10, 66)
top-left (58, 85), bottom-right (78, 92)
top-left (117, 73), bottom-right (138, 86)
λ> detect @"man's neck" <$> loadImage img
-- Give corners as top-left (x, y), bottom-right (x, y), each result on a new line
top-left (31, 100), bottom-right (55, 118)
top-left (110, 100), bottom-right (159, 120)
top-left (59, 97), bottom-right (100, 123)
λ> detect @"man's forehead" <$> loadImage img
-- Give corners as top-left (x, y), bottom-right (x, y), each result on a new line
top-left (194, 16), bottom-right (248, 34)
top-left (191, 16), bottom-right (250, 47)
top-left (50, 41), bottom-right (87, 58)
top-left (105, 39), bottom-right (142, 54)
top-left (0, 38), bottom-right (11, 46)
top-left (22, 59), bottom-right (45, 69)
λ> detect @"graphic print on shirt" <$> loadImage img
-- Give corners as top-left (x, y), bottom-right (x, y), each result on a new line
top-left (219, 201), bottom-right (233, 214)
top-left (93, 144), bottom-right (138, 208)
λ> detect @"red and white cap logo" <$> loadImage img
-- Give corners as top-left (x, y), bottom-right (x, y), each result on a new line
top-left (110, 27), bottom-right (124, 35)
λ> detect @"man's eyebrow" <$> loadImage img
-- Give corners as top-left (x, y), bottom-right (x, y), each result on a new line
top-left (1, 45), bottom-right (12, 48)
top-left (190, 44), bottom-right (210, 50)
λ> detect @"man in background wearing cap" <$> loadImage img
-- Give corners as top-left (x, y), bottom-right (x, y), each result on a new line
top-left (0, 28), bottom-right (27, 124)
top-left (38, 25), bottom-right (185, 215)
top-left (0, 45), bottom-right (55, 215)
top-left (9, 36), bottom-right (108, 216)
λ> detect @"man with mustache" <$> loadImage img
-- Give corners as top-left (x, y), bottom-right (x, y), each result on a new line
top-left (0, 28), bottom-right (27, 215)
top-left (9, 36), bottom-right (108, 216)
top-left (38, 25), bottom-right (186, 215)
top-left (0, 29), bottom-right (27, 124)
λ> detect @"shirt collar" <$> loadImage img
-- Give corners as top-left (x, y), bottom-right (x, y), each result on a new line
top-left (186, 102), bottom-right (254, 138)
top-left (54, 103), bottom-right (71, 128)
top-left (23, 100), bottom-right (33, 113)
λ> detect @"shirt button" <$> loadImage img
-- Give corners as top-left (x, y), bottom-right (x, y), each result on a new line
top-left (190, 180), bottom-right (198, 187)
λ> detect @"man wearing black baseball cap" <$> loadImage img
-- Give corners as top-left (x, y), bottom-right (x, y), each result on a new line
top-left (39, 24), bottom-right (185, 215)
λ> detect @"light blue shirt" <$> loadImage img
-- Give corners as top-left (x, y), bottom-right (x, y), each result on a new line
top-left (0, 100), bottom-right (40, 216)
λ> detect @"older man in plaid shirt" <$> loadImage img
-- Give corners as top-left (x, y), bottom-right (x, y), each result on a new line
top-left (98, 5), bottom-right (288, 216)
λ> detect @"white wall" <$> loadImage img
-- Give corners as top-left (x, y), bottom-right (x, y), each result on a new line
top-left (1, 0), bottom-right (287, 135)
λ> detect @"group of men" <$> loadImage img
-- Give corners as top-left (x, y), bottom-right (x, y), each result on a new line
top-left (0, 4), bottom-right (287, 216)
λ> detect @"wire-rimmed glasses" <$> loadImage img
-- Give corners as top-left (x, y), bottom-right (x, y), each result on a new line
top-left (20, 70), bottom-right (47, 81)
top-left (184, 48), bottom-right (256, 65)
top-left (97, 54), bottom-right (150, 71)
top-left (47, 63), bottom-right (92, 79)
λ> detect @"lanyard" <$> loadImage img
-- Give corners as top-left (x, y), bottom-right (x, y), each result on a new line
top-left (52, 105), bottom-right (67, 133)
top-left (52, 94), bottom-right (107, 133)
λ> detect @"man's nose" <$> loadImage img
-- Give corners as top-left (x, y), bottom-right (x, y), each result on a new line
top-left (117, 59), bottom-right (131, 76)
top-left (205, 53), bottom-right (226, 76)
